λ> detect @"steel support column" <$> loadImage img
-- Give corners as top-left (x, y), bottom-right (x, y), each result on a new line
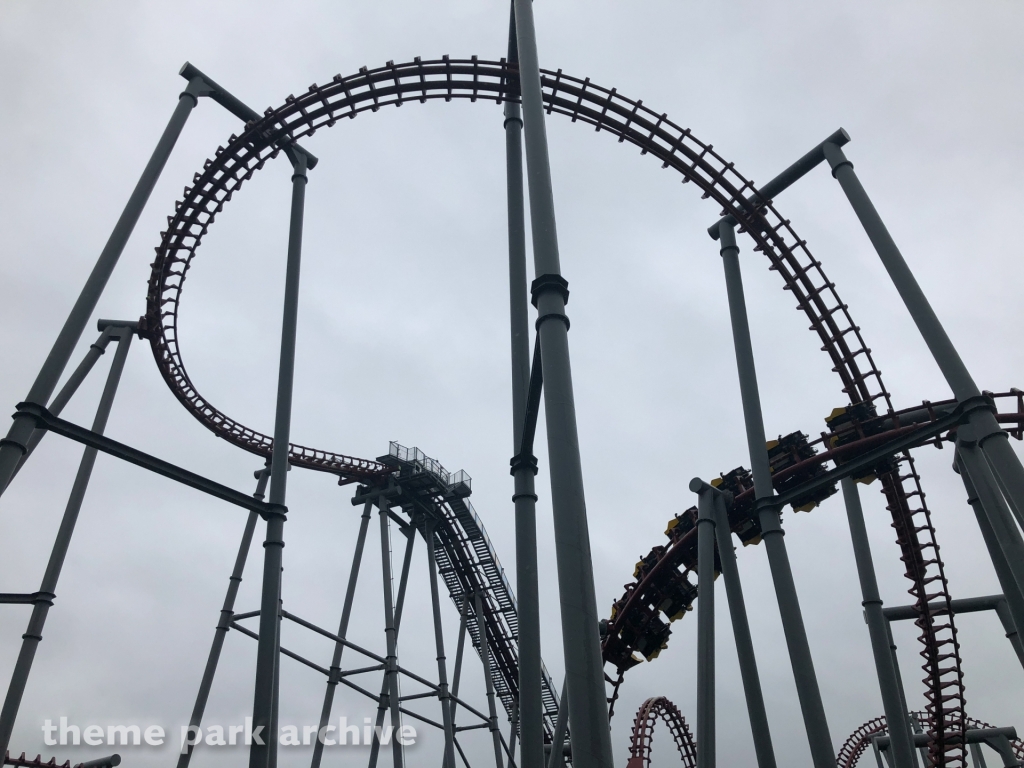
top-left (0, 327), bottom-right (133, 756)
top-left (708, 491), bottom-right (776, 768)
top-left (6, 328), bottom-right (118, 492)
top-left (310, 501), bottom-right (373, 768)
top-left (512, 2), bottom-right (612, 764)
top-left (882, 623), bottom-right (920, 768)
top-left (368, 501), bottom-right (412, 768)
top-left (426, 521), bottom-right (457, 768)
top-left (693, 483), bottom-right (717, 768)
top-left (823, 141), bottom-right (1024, 568)
top-left (505, 9), bottom-right (544, 767)
top-left (956, 438), bottom-right (1024, 609)
top-left (450, 597), bottom-right (470, 729)
top-left (716, 219), bottom-right (836, 768)
top-left (0, 77), bottom-right (208, 499)
top-left (840, 477), bottom-right (916, 768)
top-left (249, 152), bottom-right (307, 768)
top-left (956, 451), bottom-right (1024, 652)
top-left (179, 469), bottom-right (269, 768)
top-left (475, 592), bottom-right (506, 768)
top-left (547, 680), bottom-right (569, 768)
top-left (508, 700), bottom-right (520, 767)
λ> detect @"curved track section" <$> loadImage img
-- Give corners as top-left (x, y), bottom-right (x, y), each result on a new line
top-left (142, 57), bottom-right (987, 764)
top-left (625, 697), bottom-right (696, 768)
top-left (837, 712), bottom-right (1024, 768)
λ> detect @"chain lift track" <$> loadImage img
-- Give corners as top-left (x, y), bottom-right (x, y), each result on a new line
top-left (377, 444), bottom-right (562, 740)
top-left (140, 57), bottom-right (999, 765)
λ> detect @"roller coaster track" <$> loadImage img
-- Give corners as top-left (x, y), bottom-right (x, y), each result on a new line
top-left (140, 56), bottom-right (1024, 766)
top-left (837, 712), bottom-right (1024, 768)
top-left (625, 697), bottom-right (696, 768)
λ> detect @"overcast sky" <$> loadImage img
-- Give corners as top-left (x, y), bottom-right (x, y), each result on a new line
top-left (1, 2), bottom-right (1023, 767)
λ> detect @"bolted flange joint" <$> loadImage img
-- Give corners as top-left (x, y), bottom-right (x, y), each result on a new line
top-left (530, 273), bottom-right (569, 308)
top-left (261, 502), bottom-right (287, 524)
top-left (509, 452), bottom-right (539, 477)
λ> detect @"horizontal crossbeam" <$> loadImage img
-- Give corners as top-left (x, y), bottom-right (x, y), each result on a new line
top-left (16, 402), bottom-right (272, 516)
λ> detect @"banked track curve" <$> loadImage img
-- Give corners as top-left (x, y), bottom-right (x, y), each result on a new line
top-left (143, 56), bottom-right (966, 766)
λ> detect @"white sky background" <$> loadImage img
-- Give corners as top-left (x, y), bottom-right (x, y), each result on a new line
top-left (1, 1), bottom-right (1023, 767)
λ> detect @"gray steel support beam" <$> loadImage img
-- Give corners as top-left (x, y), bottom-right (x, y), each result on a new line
top-left (708, 128), bottom-right (850, 239)
top-left (367, 498), bottom-right (407, 768)
top-left (0, 78), bottom-right (204, 499)
top-left (956, 440), bottom-right (1024, 612)
top-left (178, 469), bottom-right (269, 768)
top-left (475, 593), bottom-right (506, 768)
top-left (823, 141), bottom-right (1024, 563)
top-left (0, 327), bottom-right (133, 756)
top-left (505, 8), bottom-right (544, 767)
top-left (693, 484), bottom-right (716, 768)
top-left (249, 153), bottom-right (307, 768)
top-left (716, 219), bottom-right (836, 768)
top-left (882, 625), bottom-right (920, 768)
top-left (512, 2), bottom-right (612, 765)
top-left (992, 600), bottom-right (1024, 671)
top-left (177, 62), bottom-right (318, 170)
top-left (6, 328), bottom-right (118, 492)
top-left (14, 403), bottom-right (272, 515)
top-left (840, 477), bottom-right (916, 768)
top-left (310, 501), bottom-right (373, 768)
top-left (449, 597), bottom-right (470, 729)
top-left (546, 680), bottom-right (569, 768)
top-left (956, 460), bottom-right (1024, 672)
top-left (971, 743), bottom-right (990, 768)
top-left (709, 491), bottom-right (777, 768)
top-left (884, 594), bottom-right (1014, 622)
top-left (426, 521), bottom-right (457, 768)
top-left (508, 700), bottom-right (520, 767)
top-left (823, 141), bottom-right (979, 402)
top-left (269, 571), bottom-right (282, 768)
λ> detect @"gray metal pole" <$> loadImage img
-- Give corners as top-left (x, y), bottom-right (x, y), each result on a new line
top-left (694, 484), bottom-right (716, 768)
top-left (248, 152), bottom-right (307, 768)
top-left (822, 142), bottom-right (1024, 541)
top-left (508, 700), bottom-right (520, 767)
top-left (0, 327), bottom-right (133, 756)
top-left (511, 2), bottom-right (612, 765)
top-left (505, 10), bottom-right (544, 767)
top-left (310, 501), bottom-right (373, 768)
top-left (269, 570), bottom-right (282, 768)
top-left (449, 597), bottom-right (470, 729)
top-left (716, 219), bottom-right (836, 768)
top-left (992, 600), bottom-right (1024, 671)
top-left (972, 743), bottom-right (990, 768)
top-left (711, 496), bottom-right (777, 763)
top-left (367, 498), bottom-right (407, 768)
top-left (426, 521), bottom-right (457, 768)
top-left (709, 492), bottom-right (777, 768)
top-left (956, 438), bottom-right (1024, 605)
top-left (474, 592), bottom-right (506, 768)
top-left (179, 470), bottom-right (269, 768)
top-left (840, 478), bottom-right (916, 768)
top-left (7, 329), bottom-right (117, 491)
top-left (0, 78), bottom-right (207, 499)
top-left (546, 680), bottom-right (569, 768)
top-left (957, 457), bottom-right (1024, 671)
top-left (883, 622), bottom-right (920, 768)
